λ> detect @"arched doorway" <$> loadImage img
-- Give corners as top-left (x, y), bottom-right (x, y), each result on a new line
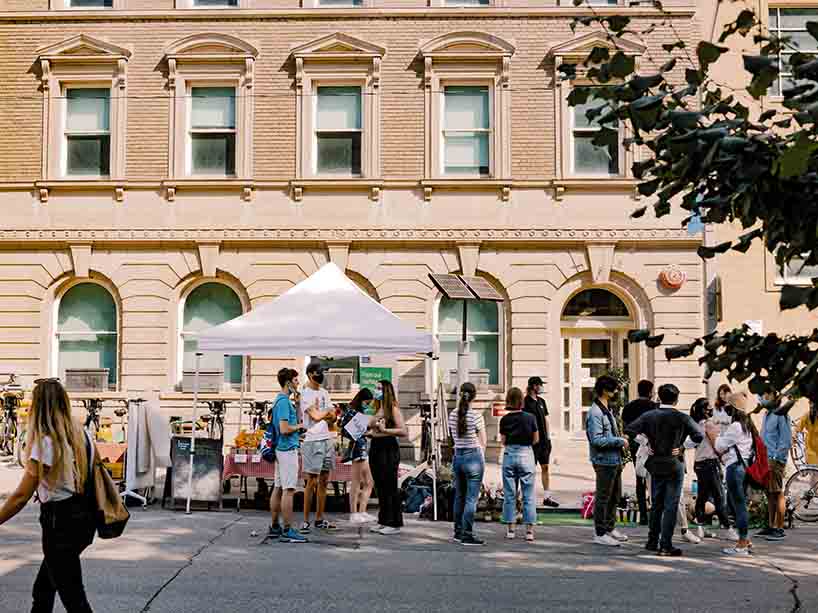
top-left (560, 288), bottom-right (635, 435)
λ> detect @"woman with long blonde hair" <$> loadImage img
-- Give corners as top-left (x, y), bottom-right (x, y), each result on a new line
top-left (0, 378), bottom-right (95, 612)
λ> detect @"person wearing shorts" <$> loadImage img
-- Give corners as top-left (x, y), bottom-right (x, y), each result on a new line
top-left (524, 377), bottom-right (558, 508)
top-left (269, 368), bottom-right (307, 544)
top-left (300, 362), bottom-right (338, 533)
top-left (341, 388), bottom-right (377, 523)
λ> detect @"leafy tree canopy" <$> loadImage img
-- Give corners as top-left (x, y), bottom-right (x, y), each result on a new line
top-left (564, 0), bottom-right (818, 408)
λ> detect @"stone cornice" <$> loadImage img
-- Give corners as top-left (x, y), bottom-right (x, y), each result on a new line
top-left (0, 227), bottom-right (701, 244)
top-left (0, 7), bottom-right (695, 22)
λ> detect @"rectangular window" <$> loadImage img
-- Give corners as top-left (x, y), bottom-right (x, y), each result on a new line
top-left (190, 86), bottom-right (236, 176)
top-left (778, 256), bottom-right (818, 285)
top-left (443, 86), bottom-right (490, 176)
top-left (193, 0), bottom-right (238, 5)
top-left (315, 86), bottom-right (362, 176)
top-left (69, 0), bottom-right (113, 6)
top-left (318, 0), bottom-right (362, 5)
top-left (768, 8), bottom-right (818, 96)
top-left (445, 0), bottom-right (489, 5)
top-left (571, 91), bottom-right (620, 175)
top-left (65, 88), bottom-right (110, 177)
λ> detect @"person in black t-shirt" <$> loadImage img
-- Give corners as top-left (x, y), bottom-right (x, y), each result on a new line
top-left (499, 388), bottom-right (539, 542)
top-left (622, 379), bottom-right (656, 525)
top-left (523, 376), bottom-right (559, 508)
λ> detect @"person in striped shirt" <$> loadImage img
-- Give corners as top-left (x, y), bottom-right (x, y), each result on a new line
top-left (448, 382), bottom-right (486, 546)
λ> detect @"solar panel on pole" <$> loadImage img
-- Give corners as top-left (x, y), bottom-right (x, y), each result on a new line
top-left (460, 276), bottom-right (504, 302)
top-left (428, 274), bottom-right (473, 300)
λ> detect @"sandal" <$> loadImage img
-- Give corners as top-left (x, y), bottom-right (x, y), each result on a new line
top-left (526, 531), bottom-right (535, 542)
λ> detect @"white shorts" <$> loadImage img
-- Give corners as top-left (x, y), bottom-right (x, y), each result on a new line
top-left (275, 449), bottom-right (299, 490)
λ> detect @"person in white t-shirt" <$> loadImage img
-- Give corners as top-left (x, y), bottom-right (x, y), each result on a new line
top-left (299, 362), bottom-right (338, 533)
top-left (0, 378), bottom-right (96, 612)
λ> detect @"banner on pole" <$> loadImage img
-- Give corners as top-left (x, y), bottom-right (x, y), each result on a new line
top-left (360, 366), bottom-right (392, 392)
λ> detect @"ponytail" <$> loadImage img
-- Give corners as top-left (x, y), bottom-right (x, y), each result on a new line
top-left (457, 382), bottom-right (477, 437)
top-left (810, 401), bottom-right (818, 425)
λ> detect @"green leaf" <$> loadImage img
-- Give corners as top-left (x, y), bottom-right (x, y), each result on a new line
top-left (610, 52), bottom-right (636, 78)
top-left (663, 41), bottom-right (686, 53)
top-left (587, 46), bottom-right (610, 66)
top-left (697, 41), bottom-right (728, 71)
top-left (660, 58), bottom-right (677, 73)
top-left (685, 68), bottom-right (703, 86)
top-left (697, 241), bottom-right (732, 259)
top-left (572, 0), bottom-right (584, 5)
top-left (605, 16), bottom-right (631, 34)
top-left (780, 285), bottom-right (815, 311)
top-left (744, 55), bottom-right (779, 99)
top-left (777, 132), bottom-right (818, 179)
top-left (630, 206), bottom-right (648, 219)
top-left (759, 109), bottom-right (776, 122)
top-left (807, 21), bottom-right (818, 44)
top-left (665, 341), bottom-right (701, 361)
top-left (637, 177), bottom-right (662, 196)
top-left (566, 87), bottom-right (590, 107)
top-left (668, 110), bottom-right (702, 130)
top-left (628, 329), bottom-right (651, 343)
top-left (645, 335), bottom-right (665, 348)
top-left (558, 63), bottom-right (578, 80)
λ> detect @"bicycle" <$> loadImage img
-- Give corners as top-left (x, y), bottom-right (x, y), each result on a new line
top-left (784, 429), bottom-right (818, 524)
top-left (81, 398), bottom-right (104, 440)
top-left (1, 375), bottom-right (23, 459)
top-left (243, 400), bottom-right (271, 433)
top-left (200, 400), bottom-right (227, 441)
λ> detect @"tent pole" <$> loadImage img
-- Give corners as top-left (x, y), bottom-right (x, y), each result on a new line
top-left (186, 352), bottom-right (202, 515)
top-left (237, 355), bottom-right (246, 433)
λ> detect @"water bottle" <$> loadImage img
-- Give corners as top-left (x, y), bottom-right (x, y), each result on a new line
top-left (691, 479), bottom-right (698, 497)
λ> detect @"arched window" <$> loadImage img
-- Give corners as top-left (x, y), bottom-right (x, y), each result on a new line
top-left (562, 288), bottom-right (630, 318)
top-left (182, 283), bottom-right (243, 386)
top-left (57, 283), bottom-right (118, 388)
top-left (436, 298), bottom-right (502, 386)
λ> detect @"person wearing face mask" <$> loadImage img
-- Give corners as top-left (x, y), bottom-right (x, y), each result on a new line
top-left (523, 377), bottom-right (558, 508)
top-left (299, 362), bottom-right (338, 534)
top-left (340, 388), bottom-right (377, 524)
top-left (368, 380), bottom-right (408, 536)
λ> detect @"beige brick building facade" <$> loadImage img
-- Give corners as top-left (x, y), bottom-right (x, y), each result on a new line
top-left (0, 1), bottom-right (704, 458)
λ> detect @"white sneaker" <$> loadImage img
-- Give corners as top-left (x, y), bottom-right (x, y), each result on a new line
top-left (360, 512), bottom-right (378, 523)
top-left (378, 526), bottom-right (401, 535)
top-left (694, 524), bottom-right (705, 540)
top-left (349, 513), bottom-right (364, 523)
top-left (723, 546), bottom-right (751, 556)
top-left (506, 529), bottom-right (515, 540)
top-left (609, 528), bottom-right (629, 542)
top-left (369, 525), bottom-right (384, 533)
top-left (593, 534), bottom-right (621, 547)
top-left (683, 530), bottom-right (702, 544)
top-left (726, 527), bottom-right (740, 542)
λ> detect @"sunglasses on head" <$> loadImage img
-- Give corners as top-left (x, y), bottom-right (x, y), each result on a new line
top-left (34, 377), bottom-right (61, 385)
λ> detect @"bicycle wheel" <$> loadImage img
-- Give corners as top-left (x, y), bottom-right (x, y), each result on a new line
top-left (785, 467), bottom-right (818, 523)
top-left (0, 420), bottom-right (10, 455)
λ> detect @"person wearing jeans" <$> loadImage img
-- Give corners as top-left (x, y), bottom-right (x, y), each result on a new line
top-left (688, 398), bottom-right (731, 535)
top-left (449, 382), bottom-right (486, 546)
top-left (499, 387), bottom-right (539, 542)
top-left (716, 395), bottom-right (755, 556)
top-left (587, 375), bottom-right (629, 547)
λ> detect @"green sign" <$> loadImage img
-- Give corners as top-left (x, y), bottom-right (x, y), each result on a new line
top-left (360, 367), bottom-right (392, 392)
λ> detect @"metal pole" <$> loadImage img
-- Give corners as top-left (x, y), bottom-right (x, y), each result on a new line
top-left (457, 300), bottom-right (470, 390)
top-left (238, 355), bottom-right (246, 433)
top-left (185, 352), bottom-right (202, 515)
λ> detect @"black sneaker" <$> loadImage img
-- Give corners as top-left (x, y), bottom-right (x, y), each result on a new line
top-left (453, 533), bottom-right (463, 543)
top-left (645, 542), bottom-right (659, 552)
top-left (267, 524), bottom-right (283, 539)
top-left (299, 522), bottom-right (311, 534)
top-left (542, 497), bottom-right (560, 508)
top-left (315, 520), bottom-right (338, 531)
top-left (657, 547), bottom-right (683, 557)
top-left (765, 528), bottom-right (786, 541)
top-left (460, 535), bottom-right (486, 547)
top-left (755, 527), bottom-right (775, 537)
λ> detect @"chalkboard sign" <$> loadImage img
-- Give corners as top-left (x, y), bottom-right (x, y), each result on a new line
top-left (170, 436), bottom-right (224, 507)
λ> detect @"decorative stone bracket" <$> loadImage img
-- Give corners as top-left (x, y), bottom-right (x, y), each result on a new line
top-left (457, 243), bottom-right (481, 277)
top-left (197, 241), bottom-right (221, 277)
top-left (586, 243), bottom-right (616, 284)
top-left (69, 243), bottom-right (93, 278)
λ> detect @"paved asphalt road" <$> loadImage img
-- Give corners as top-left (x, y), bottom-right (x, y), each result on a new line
top-left (1, 499), bottom-right (816, 613)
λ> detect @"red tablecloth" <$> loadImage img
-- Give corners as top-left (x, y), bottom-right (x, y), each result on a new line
top-left (223, 454), bottom-right (353, 483)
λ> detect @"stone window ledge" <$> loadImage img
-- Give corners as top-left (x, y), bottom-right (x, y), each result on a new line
top-left (290, 179), bottom-right (384, 202)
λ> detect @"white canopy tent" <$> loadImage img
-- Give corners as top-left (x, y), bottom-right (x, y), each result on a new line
top-left (183, 263), bottom-right (438, 514)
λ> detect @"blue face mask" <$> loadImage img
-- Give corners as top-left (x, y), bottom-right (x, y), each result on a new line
top-left (374, 389), bottom-right (383, 401)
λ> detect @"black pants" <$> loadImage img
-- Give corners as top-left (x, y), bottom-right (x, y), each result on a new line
top-left (648, 461), bottom-right (684, 551)
top-left (369, 437), bottom-right (403, 528)
top-left (33, 496), bottom-right (95, 613)
top-left (592, 464), bottom-right (622, 537)
top-left (694, 459), bottom-right (730, 528)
